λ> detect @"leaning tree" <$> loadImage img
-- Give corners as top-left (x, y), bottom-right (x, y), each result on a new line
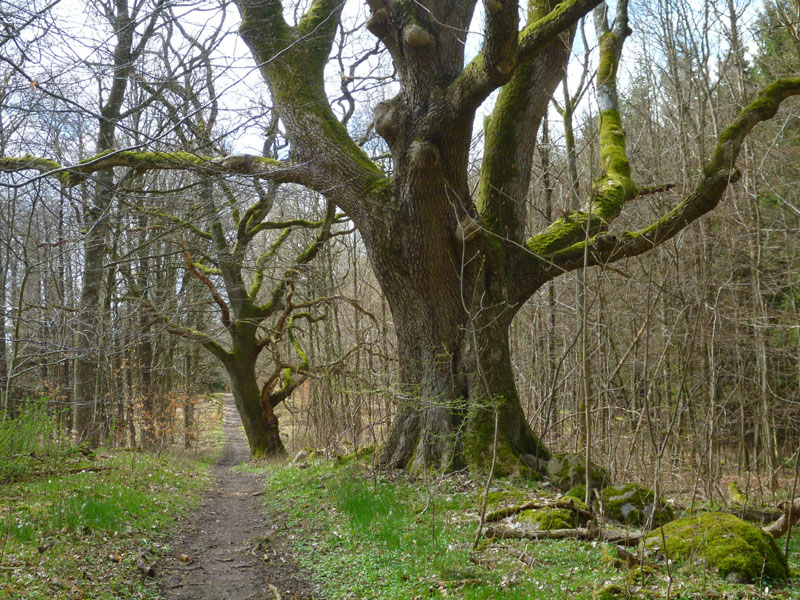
top-left (2, 0), bottom-right (799, 470)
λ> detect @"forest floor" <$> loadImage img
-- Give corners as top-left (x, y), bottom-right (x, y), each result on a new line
top-left (3, 396), bottom-right (799, 599)
top-left (156, 395), bottom-right (319, 600)
top-left (259, 451), bottom-right (800, 600)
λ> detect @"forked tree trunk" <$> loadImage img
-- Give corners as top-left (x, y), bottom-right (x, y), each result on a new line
top-left (223, 331), bottom-right (286, 457)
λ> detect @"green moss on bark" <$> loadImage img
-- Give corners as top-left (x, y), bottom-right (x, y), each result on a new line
top-left (519, 507), bottom-right (576, 530)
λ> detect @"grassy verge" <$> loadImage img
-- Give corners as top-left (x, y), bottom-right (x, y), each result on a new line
top-left (0, 397), bottom-right (222, 599)
top-left (264, 456), bottom-right (800, 600)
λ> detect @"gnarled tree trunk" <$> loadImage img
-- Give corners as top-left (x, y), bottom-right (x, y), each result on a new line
top-left (232, 0), bottom-right (800, 473)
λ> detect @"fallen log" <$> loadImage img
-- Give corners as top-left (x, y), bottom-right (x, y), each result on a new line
top-left (485, 499), bottom-right (595, 523)
top-left (484, 525), bottom-right (642, 545)
top-left (485, 525), bottom-right (589, 541)
top-left (727, 508), bottom-right (783, 523)
top-left (762, 497), bottom-right (800, 539)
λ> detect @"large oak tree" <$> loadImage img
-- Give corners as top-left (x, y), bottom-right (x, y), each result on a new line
top-left (3, 0), bottom-right (799, 470)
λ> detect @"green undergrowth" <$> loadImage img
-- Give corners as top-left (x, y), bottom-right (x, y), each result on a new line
top-left (0, 401), bottom-right (74, 482)
top-left (264, 457), bottom-right (800, 599)
top-left (0, 450), bottom-right (211, 599)
top-left (0, 393), bottom-right (220, 600)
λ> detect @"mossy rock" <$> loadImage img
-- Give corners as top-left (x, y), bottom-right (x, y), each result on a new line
top-left (644, 512), bottom-right (789, 583)
top-left (547, 453), bottom-right (611, 492)
top-left (565, 484), bottom-right (586, 501)
top-left (518, 507), bottom-right (576, 530)
top-left (601, 483), bottom-right (673, 527)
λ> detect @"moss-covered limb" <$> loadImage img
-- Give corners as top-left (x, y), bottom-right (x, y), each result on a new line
top-left (248, 228), bottom-right (292, 300)
top-left (448, 0), bottom-right (600, 120)
top-left (540, 79), bottom-right (800, 278)
top-left (486, 499), bottom-right (595, 523)
top-left (518, 0), bottom-right (603, 61)
top-left (247, 215), bottom-right (334, 237)
top-left (1, 150), bottom-right (290, 187)
top-left (517, 3), bottom-right (635, 275)
top-left (178, 241), bottom-right (232, 329)
top-left (705, 77), bottom-right (800, 174)
top-left (477, 15), bottom-right (572, 244)
top-left (476, 62), bottom-right (535, 241)
top-left (270, 309), bottom-right (324, 402)
top-left (235, 0), bottom-right (388, 214)
top-left (524, 212), bottom-right (605, 257)
top-left (192, 261), bottom-right (222, 276)
top-left (285, 310), bottom-right (317, 372)
top-left (143, 300), bottom-right (231, 363)
top-left (0, 155), bottom-right (70, 185)
top-left (234, 182), bottom-right (276, 248)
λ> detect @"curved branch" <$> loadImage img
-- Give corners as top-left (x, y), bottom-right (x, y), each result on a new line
top-left (235, 0), bottom-right (389, 216)
top-left (255, 200), bottom-right (337, 316)
top-left (176, 240), bottom-right (232, 329)
top-left (142, 302), bottom-right (231, 364)
top-left (522, 2), bottom-right (634, 264)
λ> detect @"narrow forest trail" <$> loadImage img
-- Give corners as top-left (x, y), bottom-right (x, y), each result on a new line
top-left (157, 395), bottom-right (319, 600)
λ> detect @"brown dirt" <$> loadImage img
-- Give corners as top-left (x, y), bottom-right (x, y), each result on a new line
top-left (157, 396), bottom-right (321, 600)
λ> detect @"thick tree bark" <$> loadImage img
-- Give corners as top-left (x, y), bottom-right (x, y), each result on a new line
top-left (229, 0), bottom-right (800, 474)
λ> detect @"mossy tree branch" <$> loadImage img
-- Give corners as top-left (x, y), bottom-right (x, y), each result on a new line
top-left (253, 200), bottom-right (337, 317)
top-left (539, 77), bottom-right (800, 277)
top-left (235, 0), bottom-right (389, 216)
top-left (448, 0), bottom-right (601, 121)
top-left (141, 300), bottom-right (231, 364)
top-left (0, 150), bottom-right (299, 188)
top-left (519, 0), bottom-right (634, 276)
top-left (477, 1), bottom-right (576, 243)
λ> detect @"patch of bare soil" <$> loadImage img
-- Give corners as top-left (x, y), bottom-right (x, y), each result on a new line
top-left (157, 396), bottom-right (320, 600)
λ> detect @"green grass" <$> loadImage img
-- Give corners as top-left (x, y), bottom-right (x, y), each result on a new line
top-left (0, 447), bottom-right (212, 599)
top-left (264, 459), bottom-right (800, 600)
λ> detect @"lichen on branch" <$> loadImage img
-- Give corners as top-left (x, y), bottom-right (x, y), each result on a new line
top-left (0, 150), bottom-right (288, 187)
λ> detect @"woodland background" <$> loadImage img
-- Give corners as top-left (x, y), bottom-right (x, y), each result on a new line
top-left (1, 0), bottom-right (799, 501)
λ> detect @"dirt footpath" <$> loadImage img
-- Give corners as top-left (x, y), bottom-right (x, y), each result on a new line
top-left (157, 396), bottom-right (320, 600)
